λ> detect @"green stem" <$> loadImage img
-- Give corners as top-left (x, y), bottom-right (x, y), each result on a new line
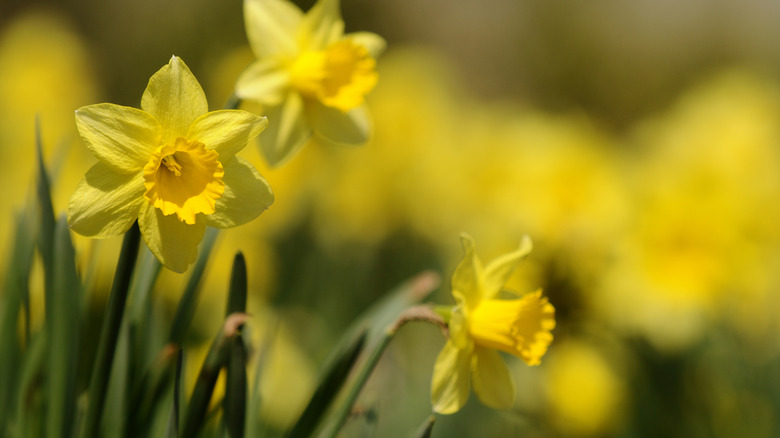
top-left (79, 222), bottom-right (141, 438)
top-left (225, 93), bottom-right (242, 110)
top-left (322, 330), bottom-right (393, 438)
top-left (321, 306), bottom-right (446, 438)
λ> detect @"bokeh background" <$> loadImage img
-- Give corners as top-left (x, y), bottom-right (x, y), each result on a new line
top-left (3, 0), bottom-right (780, 436)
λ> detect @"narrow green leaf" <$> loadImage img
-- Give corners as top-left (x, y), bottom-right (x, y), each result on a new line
top-left (47, 216), bottom-right (81, 438)
top-left (413, 415), bottom-right (436, 438)
top-left (128, 344), bottom-right (179, 436)
top-left (101, 319), bottom-right (132, 438)
top-left (225, 336), bottom-right (248, 438)
top-left (34, 118), bottom-right (56, 323)
top-left (14, 330), bottom-right (47, 438)
top-left (224, 252), bottom-right (248, 438)
top-left (319, 331), bottom-right (392, 438)
top-left (0, 207), bottom-right (37, 433)
top-left (286, 329), bottom-right (367, 438)
top-left (165, 349), bottom-right (184, 438)
top-left (226, 252), bottom-right (248, 317)
top-left (181, 313), bottom-right (248, 438)
top-left (80, 222), bottom-right (141, 438)
top-left (351, 271), bottom-right (440, 344)
top-left (316, 272), bottom-right (441, 438)
top-left (168, 227), bottom-right (220, 345)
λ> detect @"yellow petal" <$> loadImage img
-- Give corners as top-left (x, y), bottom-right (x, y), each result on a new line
top-left (431, 340), bottom-right (473, 415)
top-left (299, 0), bottom-right (344, 51)
top-left (68, 162), bottom-right (145, 237)
top-left (234, 57), bottom-right (291, 106)
top-left (141, 56), bottom-right (207, 142)
top-left (451, 233), bottom-right (483, 310)
top-left (471, 347), bottom-right (515, 410)
top-left (344, 32), bottom-right (386, 59)
top-left (75, 103), bottom-right (161, 173)
top-left (206, 157), bottom-right (274, 228)
top-left (258, 91), bottom-right (312, 167)
top-left (482, 235), bottom-right (533, 299)
top-left (188, 110), bottom-right (268, 162)
top-left (448, 305), bottom-right (470, 349)
top-left (244, 0), bottom-right (302, 59)
top-left (139, 202), bottom-right (206, 273)
top-left (308, 102), bottom-right (370, 145)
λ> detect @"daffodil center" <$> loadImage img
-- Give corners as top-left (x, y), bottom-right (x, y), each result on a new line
top-left (467, 292), bottom-right (555, 365)
top-left (143, 137), bottom-right (225, 225)
top-left (161, 154), bottom-right (183, 176)
top-left (290, 40), bottom-right (378, 112)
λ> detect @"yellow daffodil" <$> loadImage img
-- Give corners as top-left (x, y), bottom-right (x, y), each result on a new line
top-left (432, 234), bottom-right (555, 414)
top-left (68, 56), bottom-right (274, 273)
top-left (236, 0), bottom-right (385, 166)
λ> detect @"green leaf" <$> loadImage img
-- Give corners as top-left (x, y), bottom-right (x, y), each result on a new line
top-left (35, 118), bottom-right (56, 319)
top-left (225, 336), bottom-right (248, 438)
top-left (14, 330), bottom-right (47, 438)
top-left (47, 216), bottom-right (82, 438)
top-left (224, 252), bottom-right (248, 438)
top-left (0, 207), bottom-right (37, 433)
top-left (225, 252), bottom-right (248, 317)
top-left (316, 272), bottom-right (441, 438)
top-left (286, 329), bottom-right (367, 438)
top-left (80, 222), bottom-right (141, 438)
top-left (181, 313), bottom-right (248, 437)
top-left (128, 344), bottom-right (180, 436)
top-left (165, 349), bottom-right (184, 438)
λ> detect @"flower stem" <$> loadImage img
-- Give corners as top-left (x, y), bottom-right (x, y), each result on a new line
top-left (320, 306), bottom-right (445, 438)
top-left (225, 93), bottom-right (242, 110)
top-left (79, 222), bottom-right (141, 438)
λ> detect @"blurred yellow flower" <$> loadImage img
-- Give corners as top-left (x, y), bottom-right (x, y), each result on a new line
top-left (432, 234), bottom-right (555, 414)
top-left (68, 56), bottom-right (273, 273)
top-left (544, 340), bottom-right (626, 436)
top-left (236, 0), bottom-right (385, 166)
top-left (596, 70), bottom-right (780, 351)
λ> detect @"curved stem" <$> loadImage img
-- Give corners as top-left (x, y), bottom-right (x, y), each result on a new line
top-left (321, 306), bottom-right (445, 438)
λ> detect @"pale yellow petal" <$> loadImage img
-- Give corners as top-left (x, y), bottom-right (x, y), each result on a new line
top-left (205, 157), bottom-right (274, 228)
top-left (139, 202), bottom-right (206, 273)
top-left (75, 103), bottom-right (161, 173)
top-left (448, 306), bottom-right (470, 350)
top-left (344, 32), bottom-right (386, 59)
top-left (451, 233), bottom-right (483, 310)
top-left (68, 162), bottom-right (145, 237)
top-left (482, 235), bottom-right (533, 300)
top-left (188, 110), bottom-right (268, 162)
top-left (244, 0), bottom-right (302, 59)
top-left (431, 340), bottom-right (473, 415)
top-left (299, 0), bottom-right (344, 51)
top-left (234, 57), bottom-right (291, 105)
top-left (141, 56), bottom-right (208, 142)
top-left (258, 91), bottom-right (312, 167)
top-left (308, 102), bottom-right (370, 145)
top-left (471, 347), bottom-right (515, 410)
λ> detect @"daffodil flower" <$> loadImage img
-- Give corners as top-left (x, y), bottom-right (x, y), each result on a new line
top-left (432, 234), bottom-right (556, 414)
top-left (68, 56), bottom-right (274, 273)
top-left (236, 0), bottom-right (385, 166)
